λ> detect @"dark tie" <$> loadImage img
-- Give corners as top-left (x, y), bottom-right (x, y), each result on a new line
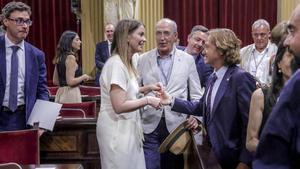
top-left (8, 46), bottom-right (19, 112)
top-left (205, 73), bottom-right (217, 124)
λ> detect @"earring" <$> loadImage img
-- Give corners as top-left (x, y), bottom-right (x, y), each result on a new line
top-left (278, 68), bottom-right (282, 73)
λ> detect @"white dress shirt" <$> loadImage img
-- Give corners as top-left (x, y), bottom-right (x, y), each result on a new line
top-left (206, 66), bottom-right (228, 112)
top-left (3, 34), bottom-right (26, 107)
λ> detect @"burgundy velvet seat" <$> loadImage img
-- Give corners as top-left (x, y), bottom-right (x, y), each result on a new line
top-left (60, 101), bottom-right (97, 118)
top-left (79, 85), bottom-right (100, 96)
top-left (48, 86), bottom-right (59, 96)
top-left (0, 129), bottom-right (39, 165)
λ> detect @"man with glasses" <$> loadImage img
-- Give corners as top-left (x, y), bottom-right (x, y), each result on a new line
top-left (0, 2), bottom-right (48, 132)
top-left (178, 25), bottom-right (213, 88)
top-left (240, 19), bottom-right (277, 85)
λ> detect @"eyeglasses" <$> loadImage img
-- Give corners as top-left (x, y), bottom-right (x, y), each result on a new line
top-left (7, 17), bottom-right (32, 26)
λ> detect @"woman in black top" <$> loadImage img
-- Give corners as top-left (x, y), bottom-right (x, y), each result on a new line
top-left (246, 39), bottom-right (293, 153)
top-left (52, 31), bottom-right (91, 103)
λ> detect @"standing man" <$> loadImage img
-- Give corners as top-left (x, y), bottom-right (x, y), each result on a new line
top-left (161, 29), bottom-right (256, 169)
top-left (240, 19), bottom-right (277, 85)
top-left (137, 18), bottom-right (202, 169)
top-left (253, 4), bottom-right (300, 168)
top-left (179, 25), bottom-right (213, 88)
top-left (95, 23), bottom-right (115, 86)
top-left (0, 2), bottom-right (49, 131)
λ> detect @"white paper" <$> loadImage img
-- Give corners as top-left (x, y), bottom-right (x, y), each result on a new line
top-left (27, 99), bottom-right (62, 131)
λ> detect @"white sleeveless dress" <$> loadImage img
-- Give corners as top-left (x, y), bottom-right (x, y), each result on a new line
top-left (96, 55), bottom-right (145, 169)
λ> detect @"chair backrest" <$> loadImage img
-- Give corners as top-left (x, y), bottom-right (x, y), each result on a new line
top-left (0, 129), bottom-right (39, 165)
top-left (60, 101), bottom-right (97, 118)
top-left (79, 86), bottom-right (100, 96)
top-left (48, 86), bottom-right (59, 96)
top-left (0, 163), bottom-right (22, 169)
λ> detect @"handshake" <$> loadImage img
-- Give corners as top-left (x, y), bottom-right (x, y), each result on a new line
top-left (143, 82), bottom-right (172, 109)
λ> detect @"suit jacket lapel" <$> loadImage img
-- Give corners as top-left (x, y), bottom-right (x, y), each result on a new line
top-left (0, 36), bottom-right (6, 85)
top-left (24, 42), bottom-right (34, 102)
top-left (209, 67), bottom-right (235, 123)
top-left (166, 50), bottom-right (180, 88)
top-left (149, 50), bottom-right (161, 82)
top-left (105, 41), bottom-right (109, 59)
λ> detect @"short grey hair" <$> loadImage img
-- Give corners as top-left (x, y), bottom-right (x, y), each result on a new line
top-left (156, 18), bottom-right (177, 33)
top-left (252, 19), bottom-right (270, 30)
top-left (188, 25), bottom-right (208, 38)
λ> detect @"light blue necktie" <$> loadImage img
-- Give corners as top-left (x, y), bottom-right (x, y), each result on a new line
top-left (8, 46), bottom-right (19, 112)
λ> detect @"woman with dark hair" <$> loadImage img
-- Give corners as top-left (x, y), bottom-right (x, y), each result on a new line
top-left (52, 30), bottom-right (91, 103)
top-left (246, 40), bottom-right (294, 153)
top-left (96, 19), bottom-right (162, 169)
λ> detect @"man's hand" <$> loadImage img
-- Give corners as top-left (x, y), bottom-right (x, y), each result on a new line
top-left (186, 116), bottom-right (199, 130)
top-left (158, 89), bottom-right (172, 105)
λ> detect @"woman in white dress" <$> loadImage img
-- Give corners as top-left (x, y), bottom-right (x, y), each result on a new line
top-left (97, 19), bottom-right (162, 169)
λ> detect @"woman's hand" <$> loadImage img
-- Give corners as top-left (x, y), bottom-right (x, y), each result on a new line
top-left (146, 96), bottom-right (161, 109)
top-left (82, 74), bottom-right (92, 82)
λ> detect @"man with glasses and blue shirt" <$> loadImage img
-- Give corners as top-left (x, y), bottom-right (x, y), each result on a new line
top-left (0, 1), bottom-right (48, 133)
top-left (240, 19), bottom-right (277, 85)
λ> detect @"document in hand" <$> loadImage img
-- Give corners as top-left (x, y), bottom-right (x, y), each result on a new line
top-left (27, 99), bottom-right (62, 131)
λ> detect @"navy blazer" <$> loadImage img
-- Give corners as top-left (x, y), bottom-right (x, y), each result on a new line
top-left (95, 40), bottom-right (109, 86)
top-left (253, 69), bottom-right (300, 169)
top-left (176, 46), bottom-right (213, 87)
top-left (0, 35), bottom-right (49, 125)
top-left (172, 65), bottom-right (256, 168)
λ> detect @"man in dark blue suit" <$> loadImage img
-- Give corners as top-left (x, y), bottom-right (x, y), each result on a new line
top-left (95, 23), bottom-right (114, 86)
top-left (0, 2), bottom-right (48, 132)
top-left (253, 4), bottom-right (300, 169)
top-left (177, 25), bottom-right (213, 88)
top-left (161, 29), bottom-right (256, 169)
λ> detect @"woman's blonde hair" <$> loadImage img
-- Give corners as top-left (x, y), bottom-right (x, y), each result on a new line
top-left (209, 28), bottom-right (241, 66)
top-left (111, 19), bottom-right (143, 78)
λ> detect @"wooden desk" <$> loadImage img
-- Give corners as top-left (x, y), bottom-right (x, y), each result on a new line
top-left (40, 118), bottom-right (100, 169)
top-left (21, 164), bottom-right (83, 169)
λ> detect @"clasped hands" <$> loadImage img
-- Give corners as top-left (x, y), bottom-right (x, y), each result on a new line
top-left (144, 83), bottom-right (199, 131)
top-left (144, 82), bottom-right (172, 109)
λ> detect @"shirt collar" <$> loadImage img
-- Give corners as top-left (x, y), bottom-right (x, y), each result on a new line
top-left (251, 41), bottom-right (270, 54)
top-left (5, 33), bottom-right (24, 51)
top-left (156, 46), bottom-right (175, 59)
top-left (214, 66), bottom-right (228, 79)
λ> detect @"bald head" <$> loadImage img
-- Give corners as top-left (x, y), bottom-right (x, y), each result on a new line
top-left (156, 18), bottom-right (177, 33)
top-left (284, 4), bottom-right (300, 57)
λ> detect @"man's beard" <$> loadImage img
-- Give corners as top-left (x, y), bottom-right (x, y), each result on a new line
top-left (288, 47), bottom-right (300, 73)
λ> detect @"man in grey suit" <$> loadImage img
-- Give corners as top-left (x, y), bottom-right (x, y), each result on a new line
top-left (137, 18), bottom-right (202, 169)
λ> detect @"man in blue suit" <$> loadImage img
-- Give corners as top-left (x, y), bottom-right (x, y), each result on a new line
top-left (95, 23), bottom-right (114, 86)
top-left (253, 4), bottom-right (300, 169)
top-left (161, 28), bottom-right (256, 169)
top-left (177, 25), bottom-right (213, 88)
top-left (0, 2), bottom-right (48, 132)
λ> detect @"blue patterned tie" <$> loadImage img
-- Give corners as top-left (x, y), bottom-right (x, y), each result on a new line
top-left (8, 46), bottom-right (19, 112)
top-left (205, 73), bottom-right (217, 124)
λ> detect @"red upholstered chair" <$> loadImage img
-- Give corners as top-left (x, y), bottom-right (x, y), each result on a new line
top-left (60, 101), bottom-right (97, 118)
top-left (0, 163), bottom-right (22, 169)
top-left (0, 129), bottom-right (39, 165)
top-left (48, 86), bottom-right (59, 96)
top-left (79, 85), bottom-right (100, 96)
